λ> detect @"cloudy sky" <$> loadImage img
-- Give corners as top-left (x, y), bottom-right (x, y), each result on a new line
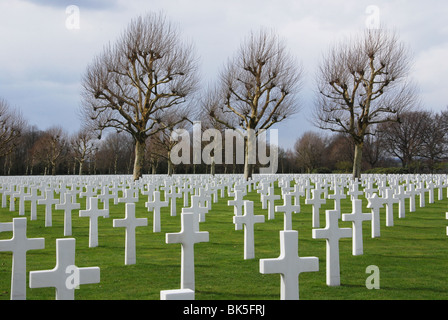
top-left (0, 0), bottom-right (447, 149)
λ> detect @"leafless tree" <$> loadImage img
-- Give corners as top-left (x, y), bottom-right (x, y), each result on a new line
top-left (80, 12), bottom-right (199, 180)
top-left (71, 128), bottom-right (97, 175)
top-left (380, 111), bottom-right (427, 168)
top-left (313, 28), bottom-right (418, 179)
top-left (419, 110), bottom-right (448, 172)
top-left (294, 131), bottom-right (326, 173)
top-left (32, 126), bottom-right (68, 175)
top-left (203, 29), bottom-right (303, 180)
top-left (0, 98), bottom-right (26, 158)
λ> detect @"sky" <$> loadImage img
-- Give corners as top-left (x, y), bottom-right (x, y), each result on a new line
top-left (0, 0), bottom-right (447, 150)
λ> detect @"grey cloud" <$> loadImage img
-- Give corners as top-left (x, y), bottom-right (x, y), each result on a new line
top-left (22, 0), bottom-right (119, 10)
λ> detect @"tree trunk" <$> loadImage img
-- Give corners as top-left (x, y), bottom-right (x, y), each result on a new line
top-left (133, 138), bottom-right (146, 181)
top-left (352, 141), bottom-right (364, 180)
top-left (244, 135), bottom-right (255, 181)
top-left (79, 161), bottom-right (84, 175)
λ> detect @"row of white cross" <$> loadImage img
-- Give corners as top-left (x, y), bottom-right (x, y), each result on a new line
top-left (0, 173), bottom-right (447, 300)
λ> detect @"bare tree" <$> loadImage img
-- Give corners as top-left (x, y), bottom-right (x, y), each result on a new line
top-left (380, 111), bottom-right (427, 168)
top-left (71, 128), bottom-right (97, 175)
top-left (419, 110), bottom-right (448, 172)
top-left (203, 29), bottom-right (303, 180)
top-left (80, 12), bottom-right (199, 180)
top-left (0, 98), bottom-right (26, 158)
top-left (32, 126), bottom-right (68, 175)
top-left (313, 28), bottom-right (418, 179)
top-left (294, 131), bottom-right (326, 173)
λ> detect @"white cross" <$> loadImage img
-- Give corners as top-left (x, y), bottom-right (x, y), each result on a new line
top-left (305, 187), bottom-right (326, 228)
top-left (24, 186), bottom-right (43, 221)
top-left (79, 196), bottom-right (109, 247)
top-left (228, 189), bottom-right (245, 230)
top-left (0, 218), bottom-right (45, 300)
top-left (38, 189), bottom-right (59, 227)
top-left (29, 238), bottom-right (100, 300)
top-left (347, 179), bottom-right (363, 200)
top-left (113, 203), bottom-right (148, 265)
top-left (393, 185), bottom-right (409, 219)
top-left (79, 185), bottom-right (97, 210)
top-left (342, 199), bottom-right (372, 255)
top-left (328, 184), bottom-right (346, 217)
top-left (366, 193), bottom-right (384, 238)
top-left (117, 187), bottom-right (138, 204)
top-left (145, 190), bottom-right (168, 233)
top-left (166, 211), bottom-right (209, 291)
top-left (166, 185), bottom-right (182, 217)
top-left (183, 195), bottom-right (209, 231)
top-left (382, 188), bottom-right (397, 227)
top-left (275, 193), bottom-right (300, 230)
top-left (405, 183), bottom-right (418, 213)
top-left (233, 200), bottom-right (265, 259)
top-left (312, 210), bottom-right (351, 286)
top-left (55, 192), bottom-right (81, 236)
top-left (98, 186), bottom-right (114, 210)
top-left (13, 185), bottom-right (29, 216)
top-left (260, 230), bottom-right (319, 300)
top-left (265, 186), bottom-right (280, 220)
top-left (416, 181), bottom-right (428, 208)
top-left (289, 183), bottom-right (304, 206)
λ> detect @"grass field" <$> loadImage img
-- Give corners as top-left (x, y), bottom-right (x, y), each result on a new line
top-left (0, 178), bottom-right (447, 300)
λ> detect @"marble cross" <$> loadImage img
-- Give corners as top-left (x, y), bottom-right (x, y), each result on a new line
top-left (312, 210), bottom-right (351, 286)
top-left (260, 230), bottom-right (319, 300)
top-left (166, 212), bottom-right (209, 291)
top-left (233, 200), bottom-right (265, 259)
top-left (113, 203), bottom-right (148, 265)
top-left (29, 238), bottom-right (100, 300)
top-left (0, 218), bottom-right (45, 300)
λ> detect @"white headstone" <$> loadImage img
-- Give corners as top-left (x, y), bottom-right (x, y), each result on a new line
top-left (305, 187), bottom-right (326, 228)
top-left (265, 186), bottom-right (280, 220)
top-left (79, 196), bottom-right (109, 248)
top-left (160, 288), bottom-right (194, 300)
top-left (366, 193), bottom-right (384, 238)
top-left (312, 210), bottom-right (351, 286)
top-left (29, 238), bottom-right (100, 300)
top-left (166, 211), bottom-right (209, 291)
top-left (113, 203), bottom-right (148, 265)
top-left (342, 199), bottom-right (372, 255)
top-left (260, 230), bottom-right (319, 300)
top-left (38, 189), bottom-right (59, 227)
top-left (382, 188), bottom-right (397, 227)
top-left (233, 200), bottom-right (265, 259)
top-left (0, 218), bottom-right (45, 300)
top-left (55, 192), bottom-right (81, 236)
top-left (145, 190), bottom-right (168, 233)
top-left (24, 187), bottom-right (43, 221)
top-left (275, 193), bottom-right (300, 230)
top-left (228, 189), bottom-right (245, 230)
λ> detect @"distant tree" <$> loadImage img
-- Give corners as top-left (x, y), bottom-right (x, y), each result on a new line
top-left (313, 28), bottom-right (418, 179)
top-left (380, 111), bottom-right (427, 168)
top-left (0, 98), bottom-right (26, 158)
top-left (419, 110), bottom-right (448, 172)
top-left (294, 131), bottom-right (326, 173)
top-left (32, 126), bottom-right (68, 175)
top-left (203, 29), bottom-right (303, 180)
top-left (71, 128), bottom-right (97, 175)
top-left (80, 12), bottom-right (199, 180)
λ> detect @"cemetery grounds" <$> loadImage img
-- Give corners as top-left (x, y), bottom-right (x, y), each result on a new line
top-left (0, 174), bottom-right (447, 300)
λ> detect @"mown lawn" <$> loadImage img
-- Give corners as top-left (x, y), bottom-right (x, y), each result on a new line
top-left (0, 179), bottom-right (447, 300)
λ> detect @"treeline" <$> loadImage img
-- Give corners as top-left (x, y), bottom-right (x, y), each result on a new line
top-left (0, 108), bottom-right (446, 176)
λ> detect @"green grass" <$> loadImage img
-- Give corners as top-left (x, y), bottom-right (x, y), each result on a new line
top-left (0, 181), bottom-right (447, 300)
